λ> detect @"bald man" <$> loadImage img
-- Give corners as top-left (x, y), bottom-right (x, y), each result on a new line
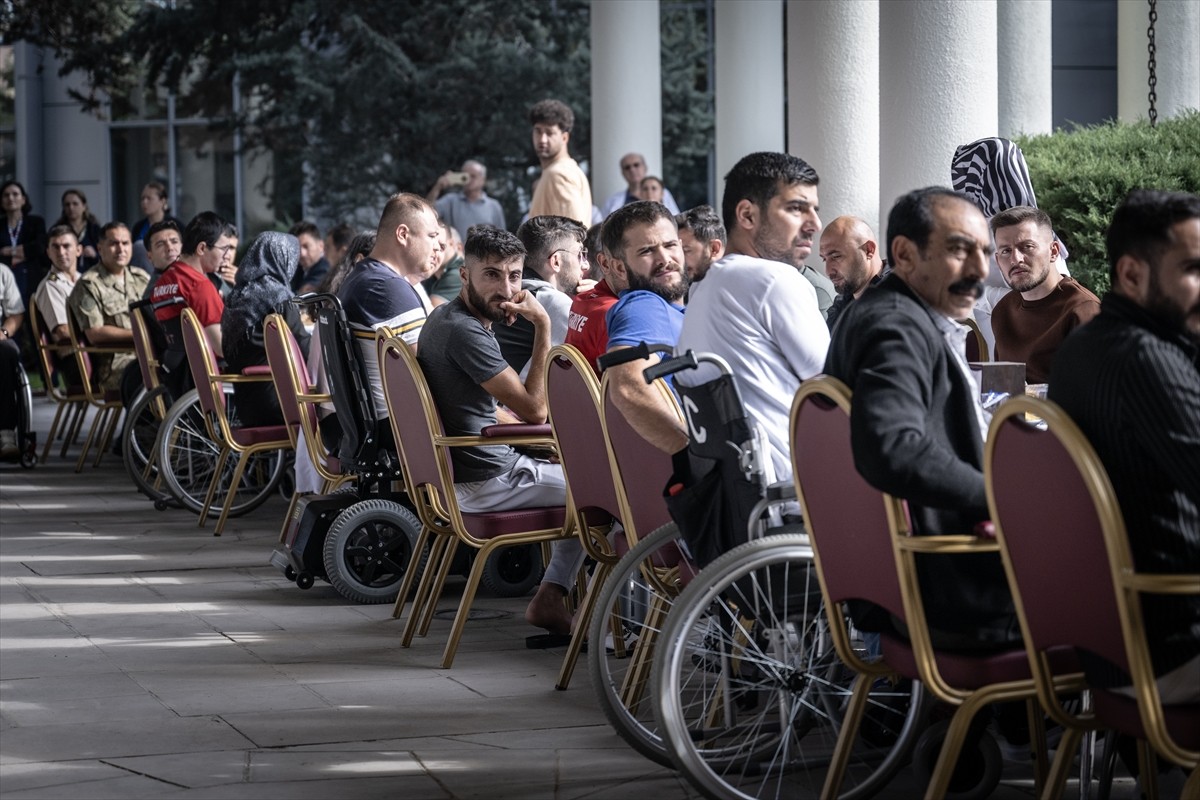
top-left (820, 215), bottom-right (887, 329)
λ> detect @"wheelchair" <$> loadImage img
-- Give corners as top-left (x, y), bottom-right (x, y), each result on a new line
top-left (594, 348), bottom-right (930, 800)
top-left (0, 340), bottom-right (38, 469)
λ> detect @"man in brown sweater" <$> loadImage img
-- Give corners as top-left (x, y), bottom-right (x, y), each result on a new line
top-left (990, 206), bottom-right (1100, 383)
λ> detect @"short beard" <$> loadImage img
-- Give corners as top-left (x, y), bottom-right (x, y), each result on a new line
top-left (1008, 265), bottom-right (1049, 294)
top-left (466, 278), bottom-right (507, 324)
top-left (1146, 273), bottom-right (1200, 345)
top-left (627, 267), bottom-right (688, 304)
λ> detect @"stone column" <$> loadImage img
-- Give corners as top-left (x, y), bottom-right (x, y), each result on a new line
top-left (591, 0), bottom-right (663, 212)
top-left (714, 0), bottom-right (786, 195)
top-left (998, 0), bottom-right (1053, 138)
top-left (1118, 0), bottom-right (1200, 122)
top-left (878, 0), bottom-right (998, 234)
top-left (787, 0), bottom-right (880, 236)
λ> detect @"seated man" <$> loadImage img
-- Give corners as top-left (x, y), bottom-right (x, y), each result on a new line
top-left (289, 221), bottom-right (331, 294)
top-left (825, 186), bottom-right (1019, 652)
top-left (421, 221), bottom-right (464, 308)
top-left (1049, 189), bottom-right (1200, 702)
top-left (677, 152), bottom-right (830, 484)
top-left (494, 215), bottom-right (585, 377)
top-left (33, 224), bottom-right (83, 385)
top-left (602, 200), bottom-right (690, 454)
top-left (416, 226), bottom-right (573, 634)
top-left (565, 222), bottom-right (626, 373)
top-left (152, 212), bottom-right (229, 359)
top-left (0, 263), bottom-right (25, 457)
top-left (141, 220), bottom-right (183, 301)
top-left (821, 215), bottom-right (887, 330)
top-left (337, 192), bottom-right (440, 432)
top-left (67, 222), bottom-right (150, 392)
top-left (675, 204), bottom-right (726, 284)
top-left (990, 206), bottom-right (1099, 383)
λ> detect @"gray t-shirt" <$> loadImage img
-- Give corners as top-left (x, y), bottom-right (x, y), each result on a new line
top-left (417, 297), bottom-right (518, 483)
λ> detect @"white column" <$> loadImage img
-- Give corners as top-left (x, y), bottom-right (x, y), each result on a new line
top-left (878, 0), bottom-right (998, 234)
top-left (591, 0), bottom-right (663, 211)
top-left (1121, 0), bottom-right (1200, 122)
top-left (714, 0), bottom-right (785, 197)
top-left (787, 0), bottom-right (879, 236)
top-left (997, 0), bottom-right (1053, 138)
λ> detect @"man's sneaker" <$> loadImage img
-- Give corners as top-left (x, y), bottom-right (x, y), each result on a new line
top-left (0, 429), bottom-right (18, 458)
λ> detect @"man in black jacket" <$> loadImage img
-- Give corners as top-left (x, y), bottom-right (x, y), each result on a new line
top-left (824, 186), bottom-right (1020, 651)
top-left (1050, 189), bottom-right (1200, 701)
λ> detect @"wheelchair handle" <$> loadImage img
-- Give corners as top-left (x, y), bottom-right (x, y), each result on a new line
top-left (642, 350), bottom-right (734, 384)
top-left (597, 342), bottom-right (651, 372)
top-left (129, 296), bottom-right (186, 312)
top-left (291, 291), bottom-right (339, 308)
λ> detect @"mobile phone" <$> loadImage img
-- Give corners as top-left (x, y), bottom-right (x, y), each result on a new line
top-left (448, 171), bottom-right (470, 186)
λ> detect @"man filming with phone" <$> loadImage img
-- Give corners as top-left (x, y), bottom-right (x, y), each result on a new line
top-left (427, 159), bottom-right (507, 241)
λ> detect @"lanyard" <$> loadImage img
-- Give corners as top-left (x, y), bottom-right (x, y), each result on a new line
top-left (6, 218), bottom-right (22, 247)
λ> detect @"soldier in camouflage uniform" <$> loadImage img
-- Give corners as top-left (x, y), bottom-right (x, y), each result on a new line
top-left (67, 222), bottom-right (149, 392)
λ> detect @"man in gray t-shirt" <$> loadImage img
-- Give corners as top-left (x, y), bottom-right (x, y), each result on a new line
top-left (417, 225), bottom-right (581, 636)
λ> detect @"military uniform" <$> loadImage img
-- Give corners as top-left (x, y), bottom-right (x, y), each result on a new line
top-left (68, 265), bottom-right (149, 391)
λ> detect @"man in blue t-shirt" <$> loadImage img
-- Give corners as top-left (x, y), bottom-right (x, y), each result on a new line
top-left (601, 201), bottom-right (690, 453)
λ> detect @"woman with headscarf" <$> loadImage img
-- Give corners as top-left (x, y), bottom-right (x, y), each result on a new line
top-left (221, 231), bottom-right (309, 427)
top-left (950, 137), bottom-right (1072, 357)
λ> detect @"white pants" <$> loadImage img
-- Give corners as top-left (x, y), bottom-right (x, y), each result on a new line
top-left (455, 455), bottom-right (584, 589)
top-left (1111, 654), bottom-right (1200, 704)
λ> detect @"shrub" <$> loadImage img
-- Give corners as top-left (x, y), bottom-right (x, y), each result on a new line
top-left (1016, 111), bottom-right (1200, 295)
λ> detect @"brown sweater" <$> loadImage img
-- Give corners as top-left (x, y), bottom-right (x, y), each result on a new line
top-left (992, 276), bottom-right (1100, 384)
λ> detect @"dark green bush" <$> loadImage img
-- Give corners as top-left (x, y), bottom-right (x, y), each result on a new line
top-left (1016, 111), bottom-right (1200, 295)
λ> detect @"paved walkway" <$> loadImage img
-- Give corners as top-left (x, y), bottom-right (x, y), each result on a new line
top-left (1, 397), bottom-right (1152, 799)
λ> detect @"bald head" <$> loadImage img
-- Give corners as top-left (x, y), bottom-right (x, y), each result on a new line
top-left (819, 215), bottom-right (883, 298)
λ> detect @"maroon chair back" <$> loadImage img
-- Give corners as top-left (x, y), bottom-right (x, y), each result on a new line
top-left (600, 375), bottom-right (674, 543)
top-left (987, 401), bottom-right (1129, 677)
top-left (379, 339), bottom-right (446, 494)
top-left (263, 315), bottom-right (308, 432)
top-left (546, 347), bottom-right (622, 522)
top-left (179, 308), bottom-right (226, 417)
top-left (790, 376), bottom-right (906, 623)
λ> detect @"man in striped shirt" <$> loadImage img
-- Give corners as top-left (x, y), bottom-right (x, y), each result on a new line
top-left (1050, 189), bottom-right (1200, 702)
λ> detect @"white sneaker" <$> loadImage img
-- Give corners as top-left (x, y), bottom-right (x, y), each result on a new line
top-left (0, 429), bottom-right (18, 458)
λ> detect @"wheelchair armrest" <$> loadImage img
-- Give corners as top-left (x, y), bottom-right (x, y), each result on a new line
top-left (241, 365), bottom-right (273, 376)
top-left (481, 423), bottom-right (553, 438)
top-left (764, 480), bottom-right (796, 502)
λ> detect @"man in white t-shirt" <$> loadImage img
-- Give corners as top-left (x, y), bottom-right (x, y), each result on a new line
top-left (675, 152), bottom-right (831, 483)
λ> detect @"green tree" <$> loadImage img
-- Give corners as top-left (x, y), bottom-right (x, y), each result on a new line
top-left (660, 0), bottom-right (714, 211)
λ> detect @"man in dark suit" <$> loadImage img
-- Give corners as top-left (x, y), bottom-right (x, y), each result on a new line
top-left (824, 186), bottom-right (1020, 651)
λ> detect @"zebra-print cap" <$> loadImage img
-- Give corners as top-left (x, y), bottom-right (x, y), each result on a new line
top-left (950, 137), bottom-right (1038, 218)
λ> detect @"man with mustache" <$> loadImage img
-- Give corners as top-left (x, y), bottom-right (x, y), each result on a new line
top-left (990, 206), bottom-right (1099, 383)
top-left (601, 200), bottom-right (690, 454)
top-left (825, 186), bottom-right (1021, 652)
top-left (417, 225), bottom-right (574, 636)
top-left (1050, 189), bottom-right (1200, 703)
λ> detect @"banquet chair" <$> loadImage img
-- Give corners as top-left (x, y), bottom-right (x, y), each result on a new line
top-left (28, 306), bottom-right (88, 463)
top-left (987, 395), bottom-right (1199, 800)
top-left (65, 312), bottom-right (129, 472)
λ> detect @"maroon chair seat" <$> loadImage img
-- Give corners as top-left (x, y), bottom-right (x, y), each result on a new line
top-left (1091, 692), bottom-right (1200, 751)
top-left (230, 424), bottom-right (292, 447)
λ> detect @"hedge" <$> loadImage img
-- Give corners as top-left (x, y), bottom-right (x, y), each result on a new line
top-left (1015, 111), bottom-right (1200, 295)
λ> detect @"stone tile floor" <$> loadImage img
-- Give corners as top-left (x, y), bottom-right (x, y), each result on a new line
top-left (0, 397), bottom-right (1164, 798)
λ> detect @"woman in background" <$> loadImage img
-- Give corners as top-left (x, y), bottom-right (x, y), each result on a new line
top-left (1, 180), bottom-right (48, 312)
top-left (54, 189), bottom-right (102, 272)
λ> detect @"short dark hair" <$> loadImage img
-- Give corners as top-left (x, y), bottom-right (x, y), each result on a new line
top-left (145, 219), bottom-right (181, 248)
top-left (465, 225), bottom-right (526, 264)
top-left (1106, 189), bottom-right (1200, 281)
top-left (585, 223), bottom-right (605, 274)
top-left (46, 223), bottom-right (77, 243)
top-left (990, 205), bottom-right (1052, 235)
top-left (886, 187), bottom-right (979, 266)
top-left (182, 211), bottom-right (229, 256)
top-left (1, 180), bottom-right (32, 215)
top-left (100, 221), bottom-right (129, 240)
top-left (289, 220), bottom-right (321, 240)
top-left (516, 215), bottom-right (586, 277)
top-left (675, 204), bottom-right (727, 248)
top-left (326, 222), bottom-right (354, 250)
top-left (721, 152), bottom-right (819, 231)
top-left (602, 201), bottom-right (676, 262)
top-left (142, 180), bottom-right (169, 210)
top-left (529, 99), bottom-right (574, 133)
top-left (222, 221), bottom-right (239, 241)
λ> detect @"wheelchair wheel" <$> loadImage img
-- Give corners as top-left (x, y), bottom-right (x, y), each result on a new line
top-left (588, 522), bottom-right (693, 767)
top-left (481, 543), bottom-right (544, 598)
top-left (322, 498), bottom-right (422, 604)
top-left (122, 385), bottom-right (172, 503)
top-left (653, 533), bottom-right (927, 800)
top-left (157, 389), bottom-right (286, 518)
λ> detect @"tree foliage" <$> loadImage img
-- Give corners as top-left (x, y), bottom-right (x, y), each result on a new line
top-left (6, 0), bottom-right (593, 227)
top-left (1017, 112), bottom-right (1200, 295)
top-left (660, 0), bottom-right (714, 210)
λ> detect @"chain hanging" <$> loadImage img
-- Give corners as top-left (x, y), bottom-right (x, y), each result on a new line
top-left (1147, 0), bottom-right (1158, 126)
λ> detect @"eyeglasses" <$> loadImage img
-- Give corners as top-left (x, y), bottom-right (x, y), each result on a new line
top-left (551, 247), bottom-right (587, 263)
top-left (208, 243), bottom-right (235, 256)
